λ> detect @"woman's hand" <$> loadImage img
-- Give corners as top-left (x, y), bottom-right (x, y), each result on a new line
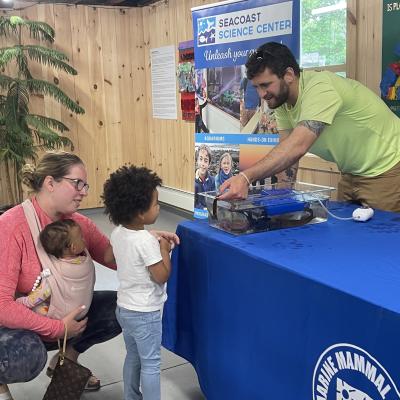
top-left (61, 306), bottom-right (88, 338)
top-left (150, 230), bottom-right (180, 250)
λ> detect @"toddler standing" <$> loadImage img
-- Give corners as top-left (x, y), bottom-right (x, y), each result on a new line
top-left (102, 165), bottom-right (172, 400)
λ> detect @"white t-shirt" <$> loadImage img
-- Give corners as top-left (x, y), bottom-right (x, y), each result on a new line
top-left (110, 226), bottom-right (166, 312)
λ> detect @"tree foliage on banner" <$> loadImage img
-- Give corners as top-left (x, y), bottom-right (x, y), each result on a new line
top-left (301, 0), bottom-right (346, 67)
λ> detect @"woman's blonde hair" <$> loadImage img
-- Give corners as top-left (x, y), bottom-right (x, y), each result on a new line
top-left (21, 151), bottom-right (84, 193)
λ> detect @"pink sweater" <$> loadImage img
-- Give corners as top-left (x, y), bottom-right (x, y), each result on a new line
top-left (0, 198), bottom-right (115, 340)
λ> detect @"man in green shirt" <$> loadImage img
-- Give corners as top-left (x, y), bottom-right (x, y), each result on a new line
top-left (219, 42), bottom-right (400, 212)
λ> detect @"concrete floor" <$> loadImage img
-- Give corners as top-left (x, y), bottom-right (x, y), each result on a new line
top-left (10, 205), bottom-right (205, 400)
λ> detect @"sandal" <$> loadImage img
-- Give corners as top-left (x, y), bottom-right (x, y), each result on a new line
top-left (46, 366), bottom-right (101, 391)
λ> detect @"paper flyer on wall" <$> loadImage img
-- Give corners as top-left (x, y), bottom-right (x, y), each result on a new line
top-left (192, 0), bottom-right (300, 218)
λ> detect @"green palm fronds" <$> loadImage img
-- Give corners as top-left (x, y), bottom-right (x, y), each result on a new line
top-left (26, 46), bottom-right (76, 74)
top-left (0, 46), bottom-right (33, 79)
top-left (17, 52), bottom-right (32, 80)
top-left (0, 15), bottom-right (84, 203)
top-left (0, 46), bottom-right (76, 76)
top-left (0, 16), bottom-right (19, 36)
top-left (0, 75), bottom-right (14, 90)
top-left (28, 114), bottom-right (69, 133)
top-left (25, 20), bottom-right (54, 43)
top-left (5, 81), bottom-right (29, 122)
top-left (0, 46), bottom-right (20, 67)
top-left (26, 79), bottom-right (84, 114)
top-left (26, 115), bottom-right (72, 148)
top-left (0, 16), bottom-right (54, 43)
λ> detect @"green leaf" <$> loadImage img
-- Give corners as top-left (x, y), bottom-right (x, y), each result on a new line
top-left (26, 20), bottom-right (55, 43)
top-left (0, 46), bottom-right (21, 67)
top-left (26, 79), bottom-right (85, 114)
top-left (5, 81), bottom-right (30, 122)
top-left (0, 17), bottom-right (55, 43)
top-left (0, 74), bottom-right (14, 90)
top-left (0, 17), bottom-right (19, 37)
top-left (9, 16), bottom-right (24, 26)
top-left (25, 45), bottom-right (69, 62)
top-left (0, 15), bottom-right (83, 182)
top-left (25, 46), bottom-right (77, 75)
top-left (26, 114), bottom-right (72, 148)
top-left (28, 114), bottom-right (69, 133)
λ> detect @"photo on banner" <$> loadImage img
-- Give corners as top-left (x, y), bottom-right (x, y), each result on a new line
top-left (194, 133), bottom-right (279, 219)
top-left (192, 0), bottom-right (300, 218)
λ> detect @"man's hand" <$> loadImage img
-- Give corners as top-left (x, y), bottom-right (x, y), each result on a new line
top-left (218, 174), bottom-right (250, 200)
top-left (150, 230), bottom-right (180, 250)
top-left (61, 306), bottom-right (88, 338)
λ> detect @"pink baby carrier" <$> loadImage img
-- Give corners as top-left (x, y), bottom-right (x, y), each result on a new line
top-left (22, 199), bottom-right (95, 320)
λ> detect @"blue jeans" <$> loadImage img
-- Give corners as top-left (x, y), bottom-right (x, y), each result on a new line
top-left (116, 306), bottom-right (162, 400)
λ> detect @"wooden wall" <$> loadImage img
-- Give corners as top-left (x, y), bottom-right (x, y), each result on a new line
top-left (0, 0), bottom-right (384, 208)
top-left (0, 2), bottom-right (148, 207)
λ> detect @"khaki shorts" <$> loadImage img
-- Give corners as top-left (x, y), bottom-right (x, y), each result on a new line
top-left (337, 161), bottom-right (400, 212)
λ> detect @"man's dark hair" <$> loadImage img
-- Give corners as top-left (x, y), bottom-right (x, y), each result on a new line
top-left (102, 165), bottom-right (162, 226)
top-left (246, 42), bottom-right (300, 80)
top-left (40, 219), bottom-right (78, 258)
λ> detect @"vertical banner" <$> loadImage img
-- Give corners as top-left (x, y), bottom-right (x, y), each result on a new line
top-left (192, 0), bottom-right (300, 218)
top-left (380, 1), bottom-right (400, 117)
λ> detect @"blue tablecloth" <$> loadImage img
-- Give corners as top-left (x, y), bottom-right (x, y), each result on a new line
top-left (162, 203), bottom-right (400, 400)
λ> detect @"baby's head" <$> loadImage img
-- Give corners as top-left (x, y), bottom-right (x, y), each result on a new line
top-left (102, 165), bottom-right (162, 226)
top-left (219, 152), bottom-right (232, 175)
top-left (40, 219), bottom-right (85, 258)
top-left (196, 144), bottom-right (212, 178)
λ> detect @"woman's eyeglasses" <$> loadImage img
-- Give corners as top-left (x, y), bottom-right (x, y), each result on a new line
top-left (61, 177), bottom-right (90, 192)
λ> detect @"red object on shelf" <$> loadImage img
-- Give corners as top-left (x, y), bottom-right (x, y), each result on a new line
top-left (178, 41), bottom-right (195, 121)
top-left (389, 62), bottom-right (400, 76)
top-left (179, 47), bottom-right (194, 63)
top-left (181, 92), bottom-right (195, 121)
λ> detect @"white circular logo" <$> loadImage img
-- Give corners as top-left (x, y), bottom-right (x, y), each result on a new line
top-left (313, 343), bottom-right (400, 400)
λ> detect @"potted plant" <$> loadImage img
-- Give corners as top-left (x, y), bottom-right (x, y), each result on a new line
top-left (0, 15), bottom-right (84, 209)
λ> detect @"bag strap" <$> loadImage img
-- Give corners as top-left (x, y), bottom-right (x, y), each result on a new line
top-left (57, 327), bottom-right (68, 366)
top-left (21, 199), bottom-right (54, 272)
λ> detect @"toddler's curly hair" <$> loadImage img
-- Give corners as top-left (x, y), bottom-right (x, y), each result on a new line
top-left (102, 165), bottom-right (162, 226)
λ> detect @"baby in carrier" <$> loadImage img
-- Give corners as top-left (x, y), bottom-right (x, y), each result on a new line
top-left (17, 219), bottom-right (95, 320)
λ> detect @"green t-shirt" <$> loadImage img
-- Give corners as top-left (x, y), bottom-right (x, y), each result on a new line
top-left (274, 70), bottom-right (400, 176)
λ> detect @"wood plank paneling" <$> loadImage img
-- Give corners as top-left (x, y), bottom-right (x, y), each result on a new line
top-left (298, 156), bottom-right (341, 200)
top-left (0, 0), bottom-right (386, 207)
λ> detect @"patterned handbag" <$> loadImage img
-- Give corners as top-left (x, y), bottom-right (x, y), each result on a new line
top-left (42, 329), bottom-right (91, 400)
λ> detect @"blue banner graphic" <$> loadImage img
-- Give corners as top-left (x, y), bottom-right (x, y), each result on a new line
top-left (192, 0), bottom-right (299, 218)
top-left (193, 0), bottom-right (300, 69)
top-left (195, 133), bottom-right (279, 145)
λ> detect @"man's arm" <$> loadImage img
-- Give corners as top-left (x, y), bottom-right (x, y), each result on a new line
top-left (274, 129), bottom-right (298, 183)
top-left (218, 121), bottom-right (327, 200)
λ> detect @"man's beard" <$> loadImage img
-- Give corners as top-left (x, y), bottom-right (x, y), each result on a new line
top-left (264, 80), bottom-right (289, 109)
